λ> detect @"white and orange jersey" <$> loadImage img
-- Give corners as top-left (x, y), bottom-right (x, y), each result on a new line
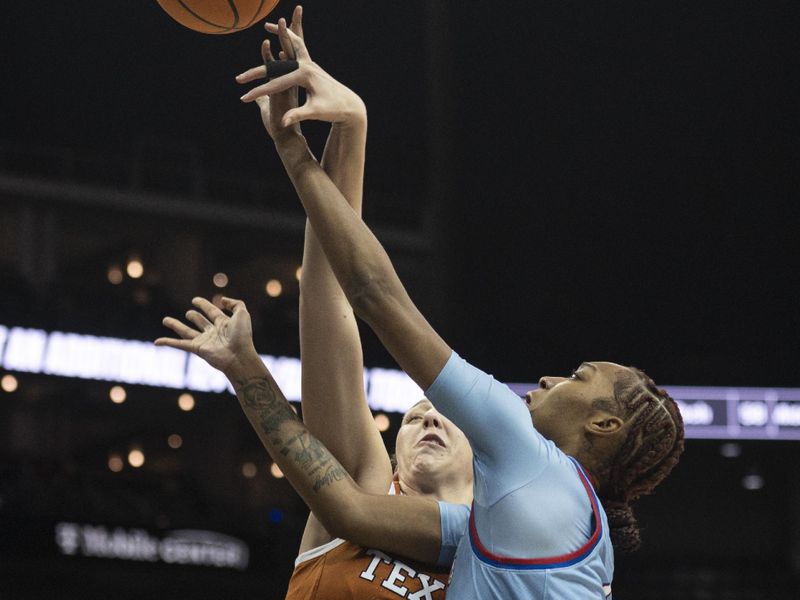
top-left (284, 482), bottom-right (459, 600)
top-left (284, 538), bottom-right (450, 600)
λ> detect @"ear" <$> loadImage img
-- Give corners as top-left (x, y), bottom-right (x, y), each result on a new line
top-left (586, 415), bottom-right (624, 436)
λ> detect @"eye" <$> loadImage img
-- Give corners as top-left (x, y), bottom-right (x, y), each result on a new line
top-left (569, 369), bottom-right (580, 380)
top-left (405, 415), bottom-right (422, 424)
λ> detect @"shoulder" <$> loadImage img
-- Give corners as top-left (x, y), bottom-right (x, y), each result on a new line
top-left (427, 352), bottom-right (527, 416)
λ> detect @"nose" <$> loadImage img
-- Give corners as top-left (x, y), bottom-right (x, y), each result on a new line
top-left (423, 408), bottom-right (442, 429)
top-left (539, 376), bottom-right (564, 390)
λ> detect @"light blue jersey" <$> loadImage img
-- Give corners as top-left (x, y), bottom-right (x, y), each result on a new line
top-left (429, 352), bottom-right (614, 599)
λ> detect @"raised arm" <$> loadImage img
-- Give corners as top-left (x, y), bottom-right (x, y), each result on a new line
top-left (285, 12), bottom-right (391, 490)
top-left (238, 26), bottom-right (451, 391)
top-left (155, 297), bottom-right (442, 565)
top-left (299, 99), bottom-right (393, 488)
top-left (280, 140), bottom-right (451, 390)
top-left (241, 10), bottom-right (393, 553)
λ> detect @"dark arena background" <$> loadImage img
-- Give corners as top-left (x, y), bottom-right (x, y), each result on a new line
top-left (1, 2), bottom-right (798, 598)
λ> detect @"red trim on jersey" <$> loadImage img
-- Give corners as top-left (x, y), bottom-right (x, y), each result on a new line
top-left (468, 458), bottom-right (602, 566)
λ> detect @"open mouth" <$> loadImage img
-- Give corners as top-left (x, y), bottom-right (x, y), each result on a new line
top-left (417, 433), bottom-right (446, 448)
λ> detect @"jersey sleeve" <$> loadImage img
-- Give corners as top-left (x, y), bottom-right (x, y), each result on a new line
top-left (436, 501), bottom-right (470, 567)
top-left (425, 351), bottom-right (552, 491)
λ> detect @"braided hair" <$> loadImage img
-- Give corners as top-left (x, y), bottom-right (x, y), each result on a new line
top-left (600, 368), bottom-right (684, 553)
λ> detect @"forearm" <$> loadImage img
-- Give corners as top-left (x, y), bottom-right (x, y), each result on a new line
top-left (276, 134), bottom-right (449, 389)
top-left (226, 353), bottom-right (352, 516)
top-left (299, 116), bottom-right (391, 485)
top-left (277, 135), bottom-right (405, 321)
top-left (300, 116), bottom-right (366, 300)
top-left (321, 118), bottom-right (366, 207)
top-left (300, 121), bottom-right (366, 299)
top-left (304, 119), bottom-right (367, 292)
top-left (225, 352), bottom-right (441, 563)
top-left (300, 118), bottom-right (366, 305)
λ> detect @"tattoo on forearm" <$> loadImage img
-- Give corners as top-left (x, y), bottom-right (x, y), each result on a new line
top-left (235, 376), bottom-right (348, 492)
top-left (283, 430), bottom-right (348, 491)
top-left (237, 377), bottom-right (295, 435)
top-left (313, 463), bottom-right (348, 492)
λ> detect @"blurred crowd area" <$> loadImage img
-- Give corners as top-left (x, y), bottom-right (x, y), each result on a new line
top-left (1, 145), bottom-right (799, 598)
top-left (0, 142), bottom-right (306, 355)
top-left (0, 136), bottom-right (434, 364)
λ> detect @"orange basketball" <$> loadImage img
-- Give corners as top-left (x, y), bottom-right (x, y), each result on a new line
top-left (156, 0), bottom-right (280, 34)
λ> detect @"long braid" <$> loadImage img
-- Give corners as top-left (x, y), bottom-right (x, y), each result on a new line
top-left (601, 368), bottom-right (685, 553)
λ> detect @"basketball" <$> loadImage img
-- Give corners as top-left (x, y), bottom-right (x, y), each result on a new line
top-left (156, 0), bottom-right (281, 34)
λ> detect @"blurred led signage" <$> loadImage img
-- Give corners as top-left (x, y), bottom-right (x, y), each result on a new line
top-left (54, 522), bottom-right (249, 570)
top-left (505, 385), bottom-right (800, 441)
top-left (2, 324), bottom-right (799, 440)
top-left (0, 325), bottom-right (423, 412)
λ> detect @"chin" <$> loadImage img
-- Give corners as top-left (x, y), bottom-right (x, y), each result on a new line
top-left (412, 455), bottom-right (447, 474)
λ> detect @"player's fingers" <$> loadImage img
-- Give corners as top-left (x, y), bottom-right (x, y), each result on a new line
top-left (265, 21), bottom-right (309, 61)
top-left (282, 104), bottom-right (314, 127)
top-left (240, 69), bottom-right (304, 102)
top-left (192, 297), bottom-right (227, 325)
top-left (254, 96), bottom-right (272, 123)
top-left (220, 296), bottom-right (247, 314)
top-left (185, 309), bottom-right (213, 332)
top-left (261, 39), bottom-right (274, 64)
top-left (154, 337), bottom-right (195, 352)
top-left (281, 27), bottom-right (311, 61)
top-left (290, 5), bottom-right (304, 39)
top-left (235, 64), bottom-right (267, 83)
top-left (161, 316), bottom-right (199, 340)
top-left (276, 18), bottom-right (295, 60)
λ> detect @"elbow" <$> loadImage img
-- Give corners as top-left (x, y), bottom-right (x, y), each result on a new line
top-left (317, 514), bottom-right (347, 541)
top-left (315, 496), bottom-right (368, 543)
top-left (346, 275), bottom-right (393, 323)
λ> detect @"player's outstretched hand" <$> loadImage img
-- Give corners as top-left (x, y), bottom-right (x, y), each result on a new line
top-left (155, 297), bottom-right (258, 376)
top-left (235, 14), bottom-right (365, 130)
top-left (252, 5), bottom-right (304, 141)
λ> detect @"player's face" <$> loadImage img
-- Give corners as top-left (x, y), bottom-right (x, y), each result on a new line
top-left (395, 399), bottom-right (473, 488)
top-left (523, 361), bottom-right (632, 446)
